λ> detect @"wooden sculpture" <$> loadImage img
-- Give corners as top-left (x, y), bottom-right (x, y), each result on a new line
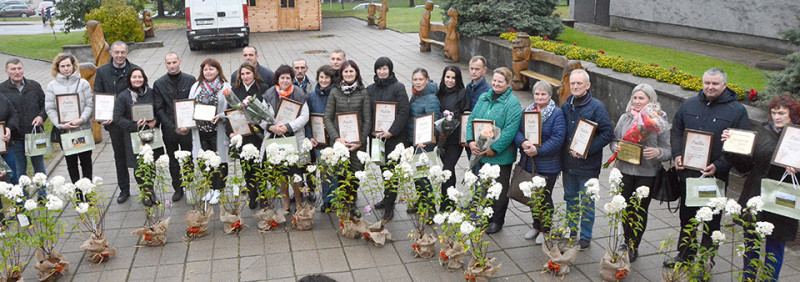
top-left (378, 0), bottom-right (388, 30)
top-left (419, 1), bottom-right (433, 52)
top-left (511, 32), bottom-right (531, 91)
top-left (443, 8), bottom-right (459, 62)
top-left (367, 4), bottom-right (377, 26)
top-left (87, 21), bottom-right (110, 67)
top-left (557, 60), bottom-right (586, 106)
top-left (143, 10), bottom-right (155, 38)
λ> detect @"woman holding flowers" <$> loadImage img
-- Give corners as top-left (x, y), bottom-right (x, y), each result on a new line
top-left (435, 65), bottom-right (469, 211)
top-left (723, 94), bottom-right (800, 280)
top-left (323, 60), bottom-right (372, 215)
top-left (188, 58), bottom-right (231, 205)
top-left (262, 64), bottom-right (310, 212)
top-left (306, 65), bottom-right (337, 212)
top-left (404, 68), bottom-right (440, 221)
top-left (608, 83), bottom-right (671, 262)
top-left (113, 67), bottom-right (162, 207)
top-left (465, 67), bottom-right (523, 234)
top-left (229, 62), bottom-right (267, 209)
top-left (514, 81), bottom-right (566, 244)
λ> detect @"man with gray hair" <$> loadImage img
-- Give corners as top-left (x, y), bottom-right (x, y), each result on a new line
top-left (94, 40), bottom-right (140, 204)
top-left (560, 69), bottom-right (613, 251)
top-left (664, 68), bottom-right (749, 272)
top-left (292, 58), bottom-right (313, 94)
top-left (231, 46), bottom-right (274, 88)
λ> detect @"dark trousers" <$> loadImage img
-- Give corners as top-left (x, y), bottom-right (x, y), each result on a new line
top-left (677, 179), bottom-right (722, 260)
top-left (134, 149), bottom-right (164, 191)
top-left (489, 164), bottom-right (513, 226)
top-left (109, 128), bottom-right (130, 194)
top-left (381, 162), bottom-right (398, 207)
top-left (620, 173), bottom-right (654, 250)
top-left (532, 173), bottom-right (558, 233)
top-left (163, 129), bottom-right (193, 192)
top-left (65, 150), bottom-right (93, 183)
top-left (440, 143), bottom-right (463, 210)
top-left (199, 131), bottom-right (227, 191)
top-left (243, 158), bottom-right (261, 201)
top-left (744, 232), bottom-right (785, 281)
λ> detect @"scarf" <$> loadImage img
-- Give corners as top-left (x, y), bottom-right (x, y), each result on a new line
top-left (278, 84), bottom-right (294, 98)
top-left (525, 99), bottom-right (556, 123)
top-left (412, 87), bottom-right (422, 95)
top-left (769, 121), bottom-right (784, 135)
top-left (315, 83), bottom-right (332, 97)
top-left (340, 81), bottom-right (360, 95)
top-left (129, 86), bottom-right (146, 103)
top-left (200, 77), bottom-right (222, 104)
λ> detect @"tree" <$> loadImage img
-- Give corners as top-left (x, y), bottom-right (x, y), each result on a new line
top-left (409, 0), bottom-right (415, 7)
top-left (85, 0), bottom-right (145, 43)
top-left (759, 16), bottom-right (800, 107)
top-left (54, 0), bottom-right (102, 33)
top-left (440, 0), bottom-right (564, 39)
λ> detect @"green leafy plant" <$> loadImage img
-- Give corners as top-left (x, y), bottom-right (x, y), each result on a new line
top-left (84, 0), bottom-right (144, 44)
top-left (440, 0), bottom-right (564, 39)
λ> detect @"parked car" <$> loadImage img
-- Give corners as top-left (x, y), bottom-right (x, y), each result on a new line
top-left (36, 1), bottom-right (57, 16)
top-left (352, 3), bottom-right (380, 9)
top-left (0, 4), bottom-right (35, 17)
top-left (185, 0), bottom-right (250, 51)
top-left (414, 4), bottom-right (439, 8)
top-left (0, 0), bottom-right (26, 10)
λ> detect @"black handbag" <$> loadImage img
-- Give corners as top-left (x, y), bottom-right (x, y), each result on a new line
top-left (50, 127), bottom-right (62, 143)
top-left (651, 162), bottom-right (683, 212)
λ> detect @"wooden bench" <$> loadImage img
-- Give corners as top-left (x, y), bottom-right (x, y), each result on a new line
top-left (520, 70), bottom-right (561, 89)
top-left (419, 2), bottom-right (459, 62)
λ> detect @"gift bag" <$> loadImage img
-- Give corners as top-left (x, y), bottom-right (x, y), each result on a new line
top-left (131, 127), bottom-right (165, 154)
top-left (412, 150), bottom-right (442, 179)
top-left (60, 129), bottom-right (95, 156)
top-left (25, 127), bottom-right (53, 157)
top-left (685, 176), bottom-right (724, 207)
top-left (263, 136), bottom-right (297, 152)
top-left (369, 138), bottom-right (386, 166)
top-left (0, 156), bottom-right (12, 182)
top-left (761, 173), bottom-right (800, 220)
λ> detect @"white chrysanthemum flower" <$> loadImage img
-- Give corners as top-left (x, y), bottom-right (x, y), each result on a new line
top-left (585, 181), bottom-right (600, 202)
top-left (92, 176), bottom-right (103, 186)
top-left (725, 199), bottom-right (742, 215)
top-left (293, 174), bottom-right (303, 183)
top-left (634, 186), bottom-right (650, 199)
top-left (482, 206), bottom-right (494, 218)
top-left (447, 187), bottom-right (460, 202)
top-left (603, 195), bottom-right (627, 213)
top-left (478, 163), bottom-right (500, 180)
top-left (45, 195), bottom-right (64, 211)
top-left (18, 175), bottom-right (32, 187)
top-left (357, 151), bottom-right (370, 164)
top-left (532, 176), bottom-right (547, 188)
top-left (388, 143), bottom-right (405, 161)
top-left (174, 150), bottom-right (192, 164)
top-left (156, 154), bottom-right (170, 169)
top-left (286, 153), bottom-right (300, 165)
top-left (75, 178), bottom-right (94, 194)
top-left (382, 170), bottom-right (394, 180)
top-left (755, 221), bottom-right (774, 237)
top-left (401, 147), bottom-right (414, 163)
top-left (447, 210), bottom-right (464, 224)
top-left (139, 144), bottom-right (154, 164)
top-left (49, 175), bottom-right (65, 189)
top-left (0, 182), bottom-right (9, 198)
top-left (746, 196), bottom-right (764, 215)
top-left (0, 183), bottom-right (22, 201)
top-left (519, 181), bottom-right (534, 198)
top-left (24, 199), bottom-right (37, 211)
top-left (240, 144), bottom-right (261, 162)
top-left (33, 173), bottom-right (48, 186)
top-left (463, 171), bottom-right (478, 187)
top-left (711, 230), bottom-right (726, 244)
top-left (460, 221), bottom-right (476, 234)
top-left (354, 171), bottom-right (367, 181)
top-left (486, 182), bottom-right (503, 200)
top-left (301, 138), bottom-right (313, 152)
top-left (695, 207), bottom-right (714, 222)
top-left (230, 134), bottom-right (243, 149)
top-left (307, 165), bottom-right (317, 173)
top-left (433, 213), bottom-right (448, 225)
top-left (397, 162), bottom-right (413, 178)
top-left (585, 178), bottom-right (599, 189)
top-left (706, 197), bottom-right (728, 215)
top-left (75, 202), bottom-right (89, 214)
top-left (609, 168), bottom-right (623, 186)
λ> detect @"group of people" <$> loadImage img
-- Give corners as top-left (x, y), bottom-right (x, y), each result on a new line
top-left (0, 42), bottom-right (796, 280)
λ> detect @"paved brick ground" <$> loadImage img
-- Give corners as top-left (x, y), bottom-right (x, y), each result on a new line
top-left (3, 17), bottom-right (799, 281)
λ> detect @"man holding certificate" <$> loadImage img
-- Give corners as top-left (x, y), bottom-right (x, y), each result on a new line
top-left (153, 52), bottom-right (196, 202)
top-left (560, 69), bottom-right (613, 250)
top-left (665, 68), bottom-right (750, 271)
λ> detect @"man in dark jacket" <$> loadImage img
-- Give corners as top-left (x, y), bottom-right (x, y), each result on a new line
top-left (560, 69), bottom-right (613, 251)
top-left (1, 58), bottom-right (47, 197)
top-left (231, 46), bottom-right (274, 89)
top-left (292, 58), bottom-right (313, 94)
top-left (153, 52), bottom-right (196, 202)
top-left (465, 56), bottom-right (491, 110)
top-left (94, 41), bottom-right (140, 204)
top-left (664, 68), bottom-right (750, 270)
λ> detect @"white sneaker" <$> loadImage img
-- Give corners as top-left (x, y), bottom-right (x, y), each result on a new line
top-left (524, 228), bottom-right (539, 240)
top-left (202, 191), bottom-right (213, 202)
top-left (535, 233), bottom-right (545, 245)
top-left (209, 190), bottom-right (221, 205)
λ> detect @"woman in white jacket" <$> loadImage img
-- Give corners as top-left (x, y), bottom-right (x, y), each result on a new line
top-left (261, 64), bottom-right (309, 212)
top-left (188, 58), bottom-right (231, 205)
top-left (44, 54), bottom-right (94, 190)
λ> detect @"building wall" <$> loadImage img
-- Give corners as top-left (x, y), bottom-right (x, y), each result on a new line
top-left (248, 0), bottom-right (321, 32)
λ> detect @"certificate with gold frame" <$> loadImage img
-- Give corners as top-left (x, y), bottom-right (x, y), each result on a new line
top-left (275, 98), bottom-right (302, 125)
top-left (523, 111), bottom-right (542, 146)
top-left (568, 118), bottom-right (597, 159)
top-left (617, 141), bottom-right (644, 165)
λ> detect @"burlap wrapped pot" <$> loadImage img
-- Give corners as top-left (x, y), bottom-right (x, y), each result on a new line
top-left (131, 217), bottom-right (171, 246)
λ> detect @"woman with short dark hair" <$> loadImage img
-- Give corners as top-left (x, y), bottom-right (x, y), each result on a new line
top-left (307, 65), bottom-right (338, 212)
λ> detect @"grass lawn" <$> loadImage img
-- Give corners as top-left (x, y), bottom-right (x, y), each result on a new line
top-left (0, 16), bottom-right (39, 22)
top-left (153, 17), bottom-right (185, 29)
top-left (322, 0), bottom-right (446, 32)
top-left (556, 27), bottom-right (768, 90)
top-left (0, 31), bottom-right (84, 61)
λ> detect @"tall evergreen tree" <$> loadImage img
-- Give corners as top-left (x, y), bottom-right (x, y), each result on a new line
top-left (440, 0), bottom-right (564, 38)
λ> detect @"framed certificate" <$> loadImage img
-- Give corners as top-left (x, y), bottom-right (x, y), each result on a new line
top-left (771, 124), bottom-right (800, 169)
top-left (413, 113), bottom-right (435, 146)
top-left (336, 112), bottom-right (361, 143)
top-left (568, 118), bottom-right (598, 159)
top-left (523, 111), bottom-right (542, 146)
top-left (471, 119), bottom-right (495, 142)
top-left (310, 114), bottom-right (327, 145)
top-left (460, 111), bottom-right (471, 144)
top-left (132, 103), bottom-right (155, 122)
top-left (173, 99), bottom-right (196, 128)
top-left (275, 98), bottom-right (302, 125)
top-left (374, 102), bottom-right (397, 133)
top-left (193, 104), bottom-right (217, 122)
top-left (682, 129), bottom-right (714, 171)
top-left (722, 128), bottom-right (758, 156)
top-left (617, 141), bottom-right (644, 165)
top-left (93, 93), bottom-right (115, 122)
top-left (225, 109), bottom-right (252, 136)
top-left (56, 93), bottom-right (80, 124)
top-left (0, 122), bottom-right (6, 153)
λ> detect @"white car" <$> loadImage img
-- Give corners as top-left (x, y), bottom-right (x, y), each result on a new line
top-left (352, 3), bottom-right (380, 10)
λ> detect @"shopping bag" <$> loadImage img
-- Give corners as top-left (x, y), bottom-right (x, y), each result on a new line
top-left (761, 173), bottom-right (800, 220)
top-left (131, 127), bottom-right (165, 155)
top-left (412, 150), bottom-right (441, 179)
top-left (25, 127), bottom-right (53, 157)
top-left (684, 176), bottom-right (724, 207)
top-left (0, 156), bottom-right (12, 182)
top-left (60, 129), bottom-right (95, 156)
top-left (264, 136), bottom-right (297, 152)
top-left (369, 138), bottom-right (386, 166)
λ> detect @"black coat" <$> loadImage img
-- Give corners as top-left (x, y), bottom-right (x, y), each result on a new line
top-left (153, 72), bottom-right (196, 134)
top-left (95, 60), bottom-right (140, 132)
top-left (0, 94), bottom-right (20, 145)
top-left (367, 74), bottom-right (409, 153)
top-left (226, 82), bottom-right (268, 146)
top-left (437, 86), bottom-right (469, 144)
top-left (670, 88), bottom-right (750, 181)
top-left (232, 64), bottom-right (275, 89)
top-left (0, 78), bottom-right (46, 141)
top-left (114, 87), bottom-right (158, 168)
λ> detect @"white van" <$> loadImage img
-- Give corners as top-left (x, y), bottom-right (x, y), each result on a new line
top-left (185, 0), bottom-right (250, 51)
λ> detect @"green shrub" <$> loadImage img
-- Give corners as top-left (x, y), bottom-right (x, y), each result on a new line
top-left (611, 59), bottom-right (646, 73)
top-left (760, 18), bottom-right (800, 106)
top-left (553, 44), bottom-right (580, 56)
top-left (631, 65), bottom-right (662, 79)
top-left (441, 0), bottom-right (564, 39)
top-left (595, 55), bottom-right (619, 68)
top-left (565, 48), bottom-right (599, 62)
top-left (85, 0), bottom-right (144, 44)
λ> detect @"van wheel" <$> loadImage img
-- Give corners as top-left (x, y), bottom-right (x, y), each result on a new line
top-left (241, 38), bottom-right (249, 47)
top-left (189, 40), bottom-right (200, 51)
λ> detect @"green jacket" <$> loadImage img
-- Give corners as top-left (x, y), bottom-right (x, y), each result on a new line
top-left (465, 88), bottom-right (522, 166)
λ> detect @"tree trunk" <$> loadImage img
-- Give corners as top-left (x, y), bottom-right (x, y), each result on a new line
top-left (157, 0), bottom-right (165, 17)
top-left (409, 0), bottom-right (414, 7)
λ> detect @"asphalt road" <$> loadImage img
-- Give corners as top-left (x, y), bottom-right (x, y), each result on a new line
top-left (0, 20), bottom-right (83, 35)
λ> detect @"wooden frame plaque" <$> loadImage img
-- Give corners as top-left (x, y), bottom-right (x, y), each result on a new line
top-left (413, 113), bottom-right (435, 146)
top-left (336, 112), bottom-right (361, 144)
top-left (771, 124), bottom-right (800, 169)
top-left (132, 103), bottom-right (155, 122)
top-left (173, 99), bottom-right (196, 128)
top-left (310, 113), bottom-right (327, 145)
top-left (682, 129), bottom-right (714, 171)
top-left (373, 102), bottom-right (397, 133)
top-left (617, 141), bottom-right (644, 165)
top-left (471, 119), bottom-right (495, 142)
top-left (568, 118), bottom-right (598, 159)
top-left (460, 111), bottom-right (471, 144)
top-left (275, 97), bottom-right (302, 125)
top-left (523, 111), bottom-right (542, 146)
top-left (56, 93), bottom-right (80, 124)
top-left (225, 109), bottom-right (253, 137)
top-left (93, 93), bottom-right (115, 122)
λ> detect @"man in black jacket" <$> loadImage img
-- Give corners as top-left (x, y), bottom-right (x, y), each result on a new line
top-left (153, 52), bottom-right (196, 202)
top-left (665, 68), bottom-right (750, 272)
top-left (231, 46), bottom-right (274, 88)
top-left (94, 41), bottom-right (141, 204)
top-left (1, 58), bottom-right (47, 198)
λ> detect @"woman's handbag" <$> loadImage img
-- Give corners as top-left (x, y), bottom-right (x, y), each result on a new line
top-left (508, 155), bottom-right (535, 207)
top-left (652, 162), bottom-right (682, 202)
top-left (25, 127), bottom-right (54, 157)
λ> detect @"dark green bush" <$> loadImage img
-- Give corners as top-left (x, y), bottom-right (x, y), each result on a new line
top-left (85, 0), bottom-right (145, 44)
top-left (440, 0), bottom-right (564, 39)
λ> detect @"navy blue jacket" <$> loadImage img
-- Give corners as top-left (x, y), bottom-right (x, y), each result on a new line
top-left (466, 77), bottom-right (491, 110)
top-left (560, 91), bottom-right (614, 177)
top-left (514, 106), bottom-right (566, 175)
top-left (670, 88), bottom-right (749, 181)
top-left (304, 83), bottom-right (333, 144)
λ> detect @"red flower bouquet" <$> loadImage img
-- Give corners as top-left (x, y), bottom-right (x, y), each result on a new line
top-left (604, 104), bottom-right (670, 167)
